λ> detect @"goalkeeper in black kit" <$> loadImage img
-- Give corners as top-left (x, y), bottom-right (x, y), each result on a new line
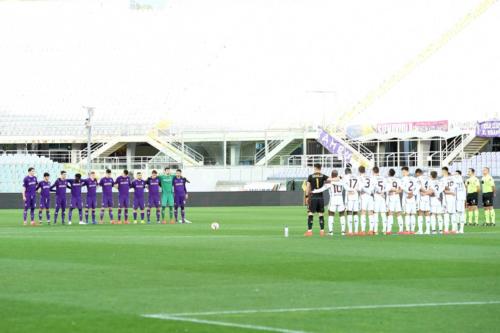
top-left (304, 163), bottom-right (330, 237)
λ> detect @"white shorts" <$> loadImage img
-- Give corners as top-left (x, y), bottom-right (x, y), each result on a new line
top-left (444, 196), bottom-right (456, 214)
top-left (419, 196), bottom-right (430, 212)
top-left (360, 194), bottom-right (374, 211)
top-left (373, 195), bottom-right (387, 213)
top-left (456, 199), bottom-right (466, 213)
top-left (346, 199), bottom-right (359, 212)
top-left (387, 195), bottom-right (402, 213)
top-left (329, 196), bottom-right (345, 213)
top-left (430, 200), bottom-right (443, 214)
top-left (403, 199), bottom-right (417, 214)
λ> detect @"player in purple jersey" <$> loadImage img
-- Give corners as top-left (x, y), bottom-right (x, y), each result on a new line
top-left (173, 169), bottom-right (189, 223)
top-left (146, 170), bottom-right (161, 224)
top-left (131, 172), bottom-right (146, 224)
top-left (22, 167), bottom-right (38, 226)
top-left (67, 173), bottom-right (84, 225)
top-left (50, 171), bottom-right (68, 225)
top-left (36, 172), bottom-right (51, 224)
top-left (115, 169), bottom-right (131, 224)
top-left (99, 169), bottom-right (115, 224)
top-left (84, 171), bottom-right (98, 224)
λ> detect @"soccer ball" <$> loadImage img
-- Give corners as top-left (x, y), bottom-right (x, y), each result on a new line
top-left (211, 222), bottom-right (220, 230)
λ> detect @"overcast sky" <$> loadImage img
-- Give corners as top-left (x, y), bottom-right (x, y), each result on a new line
top-left (0, 0), bottom-right (498, 129)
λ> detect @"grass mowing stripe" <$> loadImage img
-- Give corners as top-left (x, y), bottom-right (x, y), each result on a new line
top-left (164, 300), bottom-right (500, 316)
top-left (142, 314), bottom-right (309, 333)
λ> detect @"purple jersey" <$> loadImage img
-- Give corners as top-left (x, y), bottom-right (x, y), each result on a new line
top-left (84, 178), bottom-right (98, 198)
top-left (68, 179), bottom-right (84, 199)
top-left (115, 176), bottom-right (131, 196)
top-left (146, 177), bottom-right (160, 196)
top-left (37, 180), bottom-right (51, 197)
top-left (99, 177), bottom-right (114, 197)
top-left (23, 176), bottom-right (38, 197)
top-left (173, 177), bottom-right (188, 196)
top-left (51, 178), bottom-right (68, 198)
top-left (131, 179), bottom-right (146, 198)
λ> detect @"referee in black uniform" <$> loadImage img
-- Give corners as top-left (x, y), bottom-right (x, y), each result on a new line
top-left (304, 163), bottom-right (329, 236)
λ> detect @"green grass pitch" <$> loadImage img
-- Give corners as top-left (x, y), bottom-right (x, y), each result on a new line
top-left (1, 206), bottom-right (499, 333)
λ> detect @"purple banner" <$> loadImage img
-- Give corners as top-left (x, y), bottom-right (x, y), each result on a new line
top-left (476, 120), bottom-right (500, 138)
top-left (318, 129), bottom-right (352, 163)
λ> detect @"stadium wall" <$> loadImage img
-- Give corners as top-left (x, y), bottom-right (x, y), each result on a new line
top-left (0, 191), bottom-right (305, 209)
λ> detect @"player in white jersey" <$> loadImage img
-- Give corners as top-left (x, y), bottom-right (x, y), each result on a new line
top-left (371, 166), bottom-right (387, 235)
top-left (312, 170), bottom-right (347, 235)
top-left (416, 169), bottom-right (431, 234)
top-left (454, 170), bottom-right (466, 234)
top-left (401, 167), bottom-right (419, 234)
top-left (386, 168), bottom-right (403, 234)
top-left (441, 166), bottom-right (458, 234)
top-left (358, 165), bottom-right (375, 235)
top-left (343, 167), bottom-right (360, 234)
top-left (429, 170), bottom-right (445, 234)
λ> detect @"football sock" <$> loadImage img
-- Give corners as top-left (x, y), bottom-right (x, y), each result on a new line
top-left (124, 208), bottom-right (128, 221)
top-left (85, 209), bottom-right (89, 223)
top-left (485, 210), bottom-right (490, 225)
top-left (108, 209), bottom-right (114, 221)
top-left (169, 206), bottom-right (174, 219)
top-left (405, 215), bottom-right (410, 231)
top-left (340, 215), bottom-right (346, 234)
top-left (54, 208), bottom-right (59, 223)
top-left (38, 210), bottom-right (42, 221)
top-left (46, 209), bottom-right (50, 222)
top-left (91, 210), bottom-right (96, 223)
top-left (451, 213), bottom-right (457, 232)
top-left (380, 214), bottom-right (387, 233)
top-left (61, 209), bottom-right (65, 223)
top-left (491, 209), bottom-right (496, 224)
top-left (474, 209), bottom-right (479, 225)
top-left (78, 208), bottom-right (82, 221)
top-left (147, 208), bottom-right (151, 222)
top-left (410, 215), bottom-right (416, 232)
top-left (156, 208), bottom-right (161, 222)
top-left (430, 215), bottom-right (436, 232)
top-left (360, 215), bottom-right (366, 232)
top-left (307, 215), bottom-right (313, 230)
top-left (30, 208), bottom-right (35, 221)
top-left (133, 211), bottom-right (137, 221)
top-left (347, 215), bottom-right (353, 233)
top-left (174, 206), bottom-right (179, 221)
top-left (370, 214), bottom-right (376, 233)
top-left (69, 208), bottom-right (73, 222)
top-left (417, 216), bottom-right (423, 233)
top-left (425, 215), bottom-right (430, 233)
top-left (328, 216), bottom-right (334, 233)
top-left (397, 215), bottom-right (404, 232)
top-left (161, 206), bottom-right (165, 220)
top-left (23, 209), bottom-right (27, 222)
top-left (444, 213), bottom-right (450, 232)
top-left (100, 209), bottom-right (104, 221)
top-left (117, 208), bottom-right (122, 221)
top-left (438, 215), bottom-right (443, 232)
top-left (354, 215), bottom-right (359, 233)
top-left (140, 211), bottom-right (145, 220)
top-left (387, 215), bottom-right (394, 233)
top-left (319, 216), bottom-right (325, 230)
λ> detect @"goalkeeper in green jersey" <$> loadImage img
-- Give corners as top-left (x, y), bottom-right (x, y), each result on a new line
top-left (159, 167), bottom-right (175, 224)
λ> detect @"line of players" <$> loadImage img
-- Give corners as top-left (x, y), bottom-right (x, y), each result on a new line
top-left (22, 167), bottom-right (189, 225)
top-left (305, 164), bottom-right (468, 236)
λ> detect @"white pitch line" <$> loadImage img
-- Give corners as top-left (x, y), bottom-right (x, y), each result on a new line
top-left (143, 314), bottom-right (308, 333)
top-left (163, 300), bottom-right (500, 317)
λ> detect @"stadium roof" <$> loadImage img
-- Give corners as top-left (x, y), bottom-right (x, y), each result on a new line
top-left (0, 0), bottom-right (498, 130)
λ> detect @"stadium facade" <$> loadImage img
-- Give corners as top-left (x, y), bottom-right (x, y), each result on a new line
top-left (0, 114), bottom-right (498, 192)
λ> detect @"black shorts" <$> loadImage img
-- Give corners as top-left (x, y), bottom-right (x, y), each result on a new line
top-left (482, 192), bottom-right (494, 207)
top-left (308, 196), bottom-right (325, 213)
top-left (466, 193), bottom-right (478, 206)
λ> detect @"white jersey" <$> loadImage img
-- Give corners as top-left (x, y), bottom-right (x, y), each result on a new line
top-left (417, 175), bottom-right (431, 211)
top-left (386, 177), bottom-right (402, 212)
top-left (401, 176), bottom-right (419, 202)
top-left (441, 175), bottom-right (457, 213)
top-left (343, 174), bottom-right (360, 202)
top-left (359, 174), bottom-right (375, 211)
top-left (454, 175), bottom-right (466, 201)
top-left (429, 178), bottom-right (444, 214)
top-left (372, 175), bottom-right (387, 213)
top-left (312, 180), bottom-right (346, 212)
